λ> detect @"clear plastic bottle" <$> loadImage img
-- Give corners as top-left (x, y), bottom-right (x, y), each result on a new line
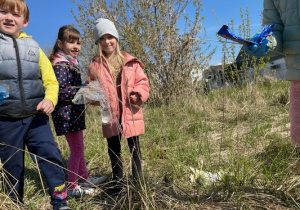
top-left (99, 94), bottom-right (111, 124)
top-left (100, 104), bottom-right (111, 124)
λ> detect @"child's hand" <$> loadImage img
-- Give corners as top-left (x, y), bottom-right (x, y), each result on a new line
top-left (129, 92), bottom-right (141, 105)
top-left (37, 99), bottom-right (54, 114)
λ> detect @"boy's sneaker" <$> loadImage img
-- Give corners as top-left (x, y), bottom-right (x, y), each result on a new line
top-left (80, 176), bottom-right (107, 187)
top-left (67, 185), bottom-right (94, 198)
top-left (58, 205), bottom-right (71, 210)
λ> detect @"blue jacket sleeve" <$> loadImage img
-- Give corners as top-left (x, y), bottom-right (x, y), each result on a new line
top-left (53, 63), bottom-right (78, 102)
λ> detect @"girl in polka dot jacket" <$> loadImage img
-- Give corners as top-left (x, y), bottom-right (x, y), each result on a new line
top-left (49, 25), bottom-right (106, 197)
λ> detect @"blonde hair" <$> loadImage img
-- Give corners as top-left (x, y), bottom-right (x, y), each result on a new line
top-left (96, 39), bottom-right (125, 79)
top-left (0, 0), bottom-right (29, 22)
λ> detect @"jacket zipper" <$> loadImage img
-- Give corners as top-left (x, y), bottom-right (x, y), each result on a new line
top-left (12, 37), bottom-right (26, 115)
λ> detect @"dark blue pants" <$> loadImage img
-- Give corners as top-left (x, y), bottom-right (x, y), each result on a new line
top-left (0, 114), bottom-right (67, 209)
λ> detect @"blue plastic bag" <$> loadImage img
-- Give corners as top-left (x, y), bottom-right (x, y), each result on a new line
top-left (217, 24), bottom-right (276, 58)
top-left (242, 32), bottom-right (277, 58)
top-left (217, 25), bottom-right (256, 45)
top-left (217, 24), bottom-right (275, 45)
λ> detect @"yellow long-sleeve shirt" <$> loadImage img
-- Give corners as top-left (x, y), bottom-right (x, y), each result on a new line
top-left (18, 32), bottom-right (58, 106)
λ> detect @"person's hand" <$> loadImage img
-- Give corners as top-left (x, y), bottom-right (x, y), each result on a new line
top-left (129, 92), bottom-right (141, 105)
top-left (242, 33), bottom-right (277, 58)
top-left (37, 99), bottom-right (54, 114)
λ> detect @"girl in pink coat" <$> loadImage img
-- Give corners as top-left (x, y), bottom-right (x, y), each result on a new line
top-left (88, 18), bottom-right (149, 193)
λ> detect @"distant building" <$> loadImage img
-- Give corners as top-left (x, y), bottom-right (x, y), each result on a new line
top-left (265, 55), bottom-right (286, 80)
top-left (191, 63), bottom-right (231, 94)
top-left (191, 52), bottom-right (287, 93)
top-left (190, 68), bottom-right (204, 84)
top-left (235, 52), bottom-right (286, 82)
top-left (203, 64), bottom-right (226, 89)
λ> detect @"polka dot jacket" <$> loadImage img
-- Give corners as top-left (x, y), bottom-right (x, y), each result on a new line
top-left (51, 61), bottom-right (86, 136)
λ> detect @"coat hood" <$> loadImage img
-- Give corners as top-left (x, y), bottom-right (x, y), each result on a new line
top-left (123, 52), bottom-right (144, 69)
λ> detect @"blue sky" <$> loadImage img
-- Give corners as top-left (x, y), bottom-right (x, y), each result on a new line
top-left (25, 0), bottom-right (263, 65)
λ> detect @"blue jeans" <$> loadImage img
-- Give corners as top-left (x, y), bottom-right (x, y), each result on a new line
top-left (0, 114), bottom-right (67, 209)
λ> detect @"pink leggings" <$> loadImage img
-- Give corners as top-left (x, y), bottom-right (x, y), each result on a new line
top-left (65, 130), bottom-right (88, 189)
top-left (290, 81), bottom-right (300, 146)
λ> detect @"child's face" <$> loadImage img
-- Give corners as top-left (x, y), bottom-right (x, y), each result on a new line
top-left (98, 34), bottom-right (117, 57)
top-left (0, 6), bottom-right (28, 38)
top-left (58, 39), bottom-right (81, 58)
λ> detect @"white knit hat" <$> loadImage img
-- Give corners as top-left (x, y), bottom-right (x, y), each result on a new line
top-left (93, 18), bottom-right (119, 44)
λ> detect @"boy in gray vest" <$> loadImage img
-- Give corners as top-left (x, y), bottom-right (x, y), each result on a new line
top-left (0, 0), bottom-right (70, 209)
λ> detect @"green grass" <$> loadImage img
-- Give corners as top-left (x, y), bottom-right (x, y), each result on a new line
top-left (1, 80), bottom-right (300, 209)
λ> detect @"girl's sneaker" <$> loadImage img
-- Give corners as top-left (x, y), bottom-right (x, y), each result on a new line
top-left (67, 185), bottom-right (94, 198)
top-left (80, 176), bottom-right (107, 187)
top-left (103, 179), bottom-right (126, 196)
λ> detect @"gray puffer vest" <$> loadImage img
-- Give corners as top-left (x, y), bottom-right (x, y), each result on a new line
top-left (0, 33), bottom-right (44, 117)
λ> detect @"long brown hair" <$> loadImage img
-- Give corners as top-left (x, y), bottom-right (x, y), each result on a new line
top-left (49, 25), bottom-right (81, 62)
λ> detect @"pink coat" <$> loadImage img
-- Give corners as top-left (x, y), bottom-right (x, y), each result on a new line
top-left (88, 52), bottom-right (149, 139)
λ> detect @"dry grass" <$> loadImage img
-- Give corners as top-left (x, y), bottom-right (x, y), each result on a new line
top-left (0, 80), bottom-right (299, 209)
